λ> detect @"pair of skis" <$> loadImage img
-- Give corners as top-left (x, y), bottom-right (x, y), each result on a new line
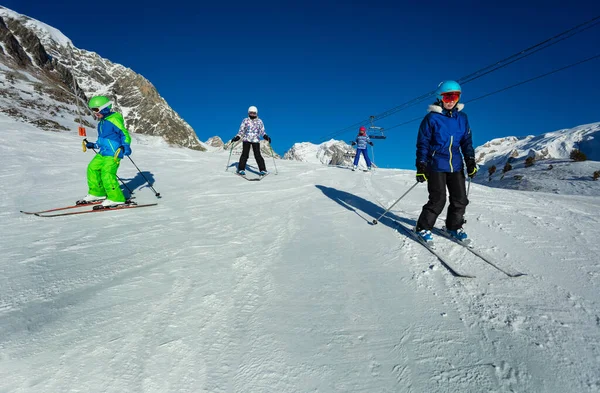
top-left (21, 200), bottom-right (157, 217)
top-left (391, 220), bottom-right (525, 278)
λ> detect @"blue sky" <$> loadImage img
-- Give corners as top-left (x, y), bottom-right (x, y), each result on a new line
top-left (5, 0), bottom-right (600, 169)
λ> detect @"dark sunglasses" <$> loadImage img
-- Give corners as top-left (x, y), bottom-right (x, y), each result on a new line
top-left (91, 107), bottom-right (100, 112)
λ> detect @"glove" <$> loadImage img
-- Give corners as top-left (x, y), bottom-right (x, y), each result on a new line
top-left (369, 142), bottom-right (374, 146)
top-left (263, 134), bottom-right (271, 143)
top-left (122, 144), bottom-right (132, 156)
top-left (416, 162), bottom-right (428, 183)
top-left (84, 139), bottom-right (96, 149)
top-left (231, 135), bottom-right (241, 142)
top-left (466, 158), bottom-right (478, 178)
top-left (351, 141), bottom-right (356, 146)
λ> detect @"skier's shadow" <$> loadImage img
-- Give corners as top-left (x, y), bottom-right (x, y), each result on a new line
top-left (314, 185), bottom-right (415, 230)
top-left (119, 171), bottom-right (156, 198)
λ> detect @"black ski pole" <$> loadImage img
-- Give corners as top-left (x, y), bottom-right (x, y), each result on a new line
top-left (126, 156), bottom-right (161, 198)
top-left (372, 182), bottom-right (419, 225)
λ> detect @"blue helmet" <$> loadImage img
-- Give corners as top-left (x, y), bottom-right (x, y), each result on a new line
top-left (436, 80), bottom-right (461, 100)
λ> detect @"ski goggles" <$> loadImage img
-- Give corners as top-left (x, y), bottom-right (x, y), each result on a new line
top-left (91, 101), bottom-right (113, 113)
top-left (441, 93), bottom-right (460, 103)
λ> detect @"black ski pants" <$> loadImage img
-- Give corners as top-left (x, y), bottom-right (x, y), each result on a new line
top-left (416, 171), bottom-right (469, 231)
top-left (238, 141), bottom-right (266, 172)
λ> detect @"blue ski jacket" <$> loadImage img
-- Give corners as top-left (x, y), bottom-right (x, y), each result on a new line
top-left (416, 103), bottom-right (474, 173)
top-left (90, 111), bottom-right (132, 159)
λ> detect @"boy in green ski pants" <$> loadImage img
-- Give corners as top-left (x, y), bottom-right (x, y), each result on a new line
top-left (80, 96), bottom-right (132, 207)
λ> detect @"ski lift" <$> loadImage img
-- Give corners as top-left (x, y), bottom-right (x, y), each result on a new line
top-left (368, 115), bottom-right (386, 139)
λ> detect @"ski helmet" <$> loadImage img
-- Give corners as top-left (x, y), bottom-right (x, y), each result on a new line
top-left (88, 95), bottom-right (112, 111)
top-left (359, 126), bottom-right (366, 134)
top-left (248, 106), bottom-right (258, 114)
top-left (436, 80), bottom-right (461, 100)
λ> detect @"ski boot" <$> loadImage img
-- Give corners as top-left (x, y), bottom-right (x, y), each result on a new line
top-left (444, 227), bottom-right (472, 246)
top-left (76, 194), bottom-right (106, 205)
top-left (415, 228), bottom-right (434, 246)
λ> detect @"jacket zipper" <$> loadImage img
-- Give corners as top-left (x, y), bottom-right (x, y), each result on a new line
top-left (99, 118), bottom-right (118, 155)
top-left (449, 135), bottom-right (454, 172)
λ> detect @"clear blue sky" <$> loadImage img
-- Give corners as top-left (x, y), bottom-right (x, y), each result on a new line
top-left (5, 0), bottom-right (600, 169)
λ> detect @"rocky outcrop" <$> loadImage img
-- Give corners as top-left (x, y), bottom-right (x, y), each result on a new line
top-left (0, 6), bottom-right (204, 150)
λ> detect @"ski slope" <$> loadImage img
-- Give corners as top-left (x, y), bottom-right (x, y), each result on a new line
top-left (1, 118), bottom-right (600, 392)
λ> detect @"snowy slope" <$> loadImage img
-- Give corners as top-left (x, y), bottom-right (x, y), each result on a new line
top-left (1, 117), bottom-right (600, 392)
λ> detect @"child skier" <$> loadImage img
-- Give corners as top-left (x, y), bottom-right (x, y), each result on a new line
top-left (414, 80), bottom-right (478, 244)
top-left (80, 96), bottom-right (132, 207)
top-left (351, 126), bottom-right (373, 171)
top-left (231, 106), bottom-right (271, 176)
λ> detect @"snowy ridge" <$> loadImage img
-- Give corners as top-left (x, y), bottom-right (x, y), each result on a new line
top-left (0, 6), bottom-right (72, 49)
top-left (473, 122), bottom-right (600, 195)
top-left (475, 122), bottom-right (600, 166)
top-left (283, 139), bottom-right (372, 169)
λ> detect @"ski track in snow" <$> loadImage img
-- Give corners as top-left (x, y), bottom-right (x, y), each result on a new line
top-left (1, 124), bottom-right (600, 392)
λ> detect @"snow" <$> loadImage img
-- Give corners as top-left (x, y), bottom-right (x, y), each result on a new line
top-left (474, 122), bottom-right (600, 195)
top-left (283, 139), bottom-right (373, 170)
top-left (0, 6), bottom-right (72, 49)
top-left (475, 122), bottom-right (600, 167)
top-left (1, 115), bottom-right (600, 392)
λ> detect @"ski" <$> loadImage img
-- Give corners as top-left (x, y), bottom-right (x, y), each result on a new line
top-left (20, 201), bottom-right (102, 215)
top-left (393, 220), bottom-right (475, 278)
top-left (435, 229), bottom-right (526, 277)
top-left (34, 203), bottom-right (157, 217)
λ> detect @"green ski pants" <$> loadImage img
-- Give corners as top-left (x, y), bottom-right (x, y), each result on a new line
top-left (87, 154), bottom-right (126, 202)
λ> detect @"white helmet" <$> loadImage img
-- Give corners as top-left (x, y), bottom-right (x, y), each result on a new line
top-left (248, 106), bottom-right (258, 114)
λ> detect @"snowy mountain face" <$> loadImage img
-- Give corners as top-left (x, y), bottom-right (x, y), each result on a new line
top-left (0, 6), bottom-right (205, 151)
top-left (283, 139), bottom-right (370, 168)
top-left (473, 122), bottom-right (600, 195)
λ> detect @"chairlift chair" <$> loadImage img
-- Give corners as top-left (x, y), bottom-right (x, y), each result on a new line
top-left (368, 115), bottom-right (386, 139)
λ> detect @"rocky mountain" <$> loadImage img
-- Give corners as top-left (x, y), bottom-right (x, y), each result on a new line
top-left (0, 6), bottom-right (205, 151)
top-left (472, 122), bottom-right (600, 195)
top-left (475, 122), bottom-right (599, 167)
top-left (205, 136), bottom-right (225, 148)
top-left (283, 139), bottom-right (368, 168)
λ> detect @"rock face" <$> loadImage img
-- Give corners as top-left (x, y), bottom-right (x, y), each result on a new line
top-left (0, 6), bottom-right (205, 150)
top-left (206, 136), bottom-right (225, 148)
top-left (283, 139), bottom-right (361, 167)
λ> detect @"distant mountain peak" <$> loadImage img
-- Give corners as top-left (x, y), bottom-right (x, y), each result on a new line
top-left (283, 139), bottom-right (372, 168)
